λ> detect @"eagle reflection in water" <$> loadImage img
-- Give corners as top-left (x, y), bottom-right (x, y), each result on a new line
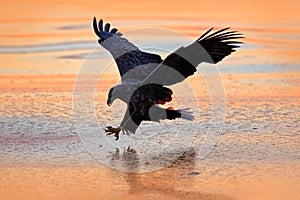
top-left (109, 147), bottom-right (234, 200)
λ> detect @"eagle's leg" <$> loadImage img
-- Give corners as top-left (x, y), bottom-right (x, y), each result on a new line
top-left (122, 128), bottom-right (131, 135)
top-left (105, 126), bottom-right (121, 140)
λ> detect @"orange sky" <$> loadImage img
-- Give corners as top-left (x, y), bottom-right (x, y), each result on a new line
top-left (1, 0), bottom-right (299, 24)
top-left (0, 0), bottom-right (299, 74)
top-left (1, 0), bottom-right (299, 48)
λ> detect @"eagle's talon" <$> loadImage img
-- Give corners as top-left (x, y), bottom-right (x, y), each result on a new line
top-left (104, 126), bottom-right (121, 140)
top-left (115, 132), bottom-right (119, 140)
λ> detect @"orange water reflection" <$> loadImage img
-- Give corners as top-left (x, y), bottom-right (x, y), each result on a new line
top-left (1, 161), bottom-right (299, 200)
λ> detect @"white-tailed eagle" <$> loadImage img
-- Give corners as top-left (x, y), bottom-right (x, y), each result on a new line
top-left (93, 17), bottom-right (243, 140)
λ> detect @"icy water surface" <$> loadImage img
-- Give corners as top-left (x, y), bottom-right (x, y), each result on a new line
top-left (1, 74), bottom-right (299, 200)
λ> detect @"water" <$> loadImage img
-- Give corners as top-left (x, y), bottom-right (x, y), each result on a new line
top-left (1, 0), bottom-right (300, 199)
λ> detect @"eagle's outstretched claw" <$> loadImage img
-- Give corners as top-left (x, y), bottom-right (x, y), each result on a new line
top-left (105, 126), bottom-right (121, 140)
top-left (105, 126), bottom-right (134, 140)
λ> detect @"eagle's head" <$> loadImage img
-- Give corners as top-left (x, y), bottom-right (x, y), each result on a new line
top-left (107, 83), bottom-right (136, 107)
top-left (107, 87), bottom-right (116, 107)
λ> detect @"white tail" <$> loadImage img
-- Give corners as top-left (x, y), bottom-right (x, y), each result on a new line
top-left (178, 108), bottom-right (194, 121)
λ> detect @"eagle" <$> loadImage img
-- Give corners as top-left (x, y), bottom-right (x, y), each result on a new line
top-left (93, 17), bottom-right (243, 140)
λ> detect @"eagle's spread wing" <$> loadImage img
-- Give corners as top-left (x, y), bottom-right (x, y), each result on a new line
top-left (93, 17), bottom-right (162, 78)
top-left (143, 28), bottom-right (243, 85)
top-left (117, 28), bottom-right (243, 134)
